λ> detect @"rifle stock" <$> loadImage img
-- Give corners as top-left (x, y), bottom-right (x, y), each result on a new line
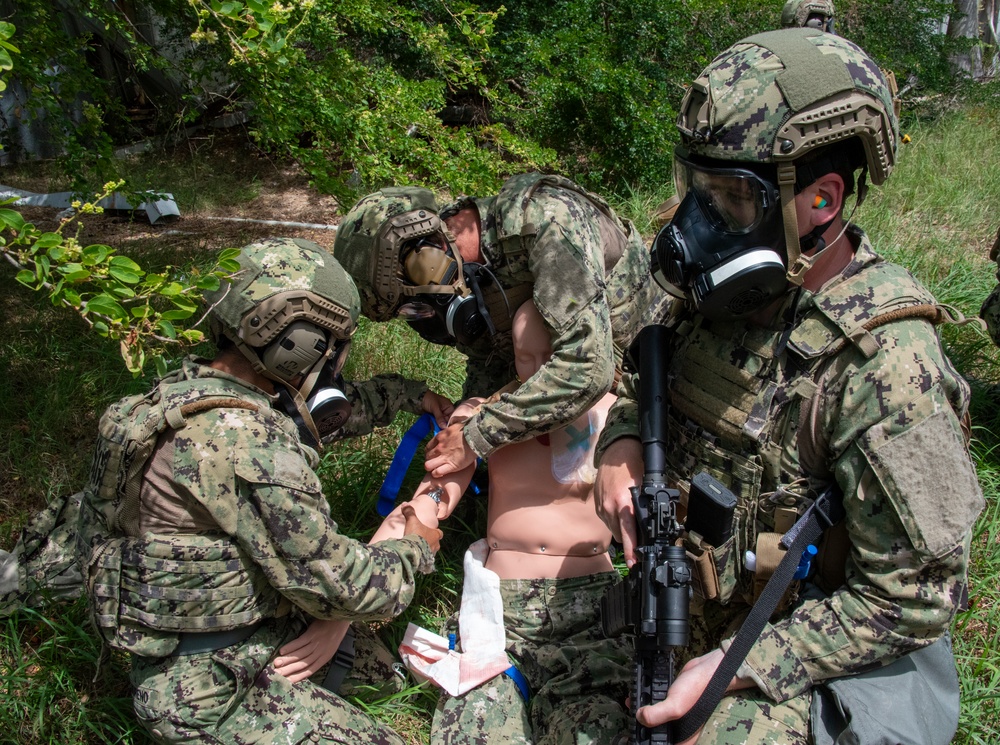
top-left (602, 324), bottom-right (691, 745)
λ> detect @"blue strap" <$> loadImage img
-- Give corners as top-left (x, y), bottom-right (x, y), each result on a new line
top-left (503, 665), bottom-right (531, 703)
top-left (377, 414), bottom-right (440, 516)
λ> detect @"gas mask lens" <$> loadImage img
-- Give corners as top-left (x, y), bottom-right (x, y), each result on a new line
top-left (674, 155), bottom-right (778, 235)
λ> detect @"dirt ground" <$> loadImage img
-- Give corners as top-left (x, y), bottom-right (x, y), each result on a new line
top-left (9, 132), bottom-right (349, 258)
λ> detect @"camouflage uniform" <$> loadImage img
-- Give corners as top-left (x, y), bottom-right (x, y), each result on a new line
top-left (432, 572), bottom-right (631, 745)
top-left (596, 30), bottom-right (982, 742)
top-left (77, 357), bottom-right (434, 744)
top-left (978, 224), bottom-right (1000, 345)
top-left (0, 374), bottom-right (433, 619)
top-left (599, 229), bottom-right (981, 742)
top-left (336, 175), bottom-right (672, 459)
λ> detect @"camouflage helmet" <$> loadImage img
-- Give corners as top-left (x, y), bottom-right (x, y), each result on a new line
top-left (205, 237), bottom-right (359, 378)
top-left (781, 0), bottom-right (835, 31)
top-left (677, 27), bottom-right (898, 281)
top-left (335, 187), bottom-right (452, 322)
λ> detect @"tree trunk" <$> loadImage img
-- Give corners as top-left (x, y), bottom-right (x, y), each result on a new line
top-left (947, 0), bottom-right (983, 78)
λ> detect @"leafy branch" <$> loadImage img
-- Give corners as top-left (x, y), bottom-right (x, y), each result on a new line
top-left (0, 185), bottom-right (240, 376)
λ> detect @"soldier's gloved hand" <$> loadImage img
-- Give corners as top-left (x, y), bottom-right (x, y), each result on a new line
top-left (421, 390), bottom-right (456, 429)
top-left (402, 504), bottom-right (443, 554)
top-left (273, 618), bottom-right (351, 683)
top-left (594, 437), bottom-right (643, 567)
top-left (424, 422), bottom-right (477, 478)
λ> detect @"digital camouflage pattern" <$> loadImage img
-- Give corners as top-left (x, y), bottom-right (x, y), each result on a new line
top-left (456, 174), bottom-right (672, 458)
top-left (335, 187), bottom-right (440, 323)
top-left (76, 357), bottom-right (434, 742)
top-left (129, 617), bottom-right (407, 745)
top-left (979, 224), bottom-right (1000, 345)
top-left (206, 236), bottom-right (359, 346)
top-left (0, 374), bottom-right (431, 620)
top-left (678, 29), bottom-right (896, 180)
top-left (598, 228), bottom-right (982, 741)
top-left (336, 173), bottom-right (672, 459)
top-left (432, 572), bottom-right (632, 745)
top-left (781, 0), bottom-right (835, 29)
top-left (0, 491), bottom-right (83, 616)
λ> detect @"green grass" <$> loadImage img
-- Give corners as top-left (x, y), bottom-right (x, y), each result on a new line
top-left (1, 105), bottom-right (1000, 744)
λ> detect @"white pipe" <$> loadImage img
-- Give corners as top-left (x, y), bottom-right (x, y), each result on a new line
top-left (204, 216), bottom-right (339, 231)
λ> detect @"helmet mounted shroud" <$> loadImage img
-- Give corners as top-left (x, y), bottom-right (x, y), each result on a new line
top-left (205, 238), bottom-right (359, 447)
top-left (374, 207), bottom-right (471, 306)
top-left (671, 28), bottom-right (898, 306)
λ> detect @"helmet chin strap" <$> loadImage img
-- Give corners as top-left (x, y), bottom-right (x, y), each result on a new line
top-left (780, 162), bottom-right (858, 285)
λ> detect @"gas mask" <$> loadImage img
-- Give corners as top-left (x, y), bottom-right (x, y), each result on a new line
top-left (651, 151), bottom-right (789, 319)
top-left (395, 235), bottom-right (493, 346)
top-left (261, 321), bottom-right (353, 446)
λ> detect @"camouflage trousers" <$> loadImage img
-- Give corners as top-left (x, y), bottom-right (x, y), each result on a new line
top-left (680, 597), bottom-right (811, 745)
top-left (130, 618), bottom-right (407, 745)
top-left (431, 571), bottom-right (631, 745)
top-left (0, 491), bottom-right (83, 617)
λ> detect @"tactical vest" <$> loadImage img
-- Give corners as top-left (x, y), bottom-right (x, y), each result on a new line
top-left (667, 257), bottom-right (955, 607)
top-left (80, 369), bottom-right (287, 657)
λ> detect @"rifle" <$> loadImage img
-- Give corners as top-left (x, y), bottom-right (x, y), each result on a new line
top-left (601, 324), bottom-right (691, 745)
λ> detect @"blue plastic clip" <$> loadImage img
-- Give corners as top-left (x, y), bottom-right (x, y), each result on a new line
top-left (794, 544), bottom-right (818, 580)
top-left (448, 633), bottom-right (457, 651)
top-left (376, 413), bottom-right (440, 516)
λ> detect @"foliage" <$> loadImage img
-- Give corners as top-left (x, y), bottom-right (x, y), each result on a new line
top-left (837, 0), bottom-right (961, 92)
top-left (0, 23), bottom-right (242, 375)
top-left (5, 0), bottom-right (987, 204)
top-left (0, 188), bottom-right (241, 374)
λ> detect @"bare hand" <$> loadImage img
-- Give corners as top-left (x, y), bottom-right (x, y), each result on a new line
top-left (424, 422), bottom-right (477, 478)
top-left (594, 437), bottom-right (643, 566)
top-left (273, 618), bottom-right (350, 683)
top-left (421, 391), bottom-right (455, 429)
top-left (635, 648), bottom-right (753, 742)
top-left (402, 503), bottom-right (443, 553)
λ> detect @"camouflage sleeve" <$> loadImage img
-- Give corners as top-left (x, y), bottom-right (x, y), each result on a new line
top-left (595, 370), bottom-right (640, 465)
top-left (183, 407), bottom-right (435, 623)
top-left (737, 319), bottom-right (983, 702)
top-left (338, 375), bottom-right (429, 438)
top-left (462, 189), bottom-right (617, 457)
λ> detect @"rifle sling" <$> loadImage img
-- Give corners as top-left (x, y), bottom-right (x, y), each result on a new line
top-left (673, 485), bottom-right (845, 743)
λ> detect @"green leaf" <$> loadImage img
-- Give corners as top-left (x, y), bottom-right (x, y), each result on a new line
top-left (154, 355), bottom-right (169, 378)
top-left (62, 269), bottom-right (92, 282)
top-left (0, 208), bottom-right (26, 231)
top-left (109, 255), bottom-right (143, 273)
top-left (93, 320), bottom-right (110, 337)
top-left (171, 296), bottom-right (198, 313)
top-left (85, 294), bottom-right (128, 321)
top-left (218, 248), bottom-right (242, 260)
top-left (158, 319), bottom-right (177, 339)
top-left (180, 329), bottom-right (206, 343)
top-left (161, 308), bottom-right (195, 321)
top-left (218, 259), bottom-right (242, 272)
top-left (110, 286), bottom-right (136, 298)
top-left (82, 244), bottom-right (112, 265)
top-left (196, 275), bottom-right (222, 291)
top-left (15, 269), bottom-right (35, 285)
top-left (109, 266), bottom-right (142, 284)
top-left (159, 282), bottom-right (184, 296)
top-left (34, 233), bottom-right (63, 249)
top-left (131, 306), bottom-right (153, 318)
